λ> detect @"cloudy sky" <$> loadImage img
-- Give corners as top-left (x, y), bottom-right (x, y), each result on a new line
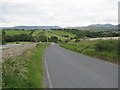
top-left (0, 0), bottom-right (119, 27)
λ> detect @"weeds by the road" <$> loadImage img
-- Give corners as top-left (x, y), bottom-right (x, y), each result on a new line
top-left (2, 43), bottom-right (50, 88)
top-left (60, 39), bottom-right (119, 64)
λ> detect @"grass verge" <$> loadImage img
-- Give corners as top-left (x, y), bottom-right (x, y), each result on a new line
top-left (2, 43), bottom-right (50, 88)
top-left (60, 40), bottom-right (119, 64)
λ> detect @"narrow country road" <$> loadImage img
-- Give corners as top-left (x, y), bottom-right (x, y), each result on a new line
top-left (44, 44), bottom-right (118, 88)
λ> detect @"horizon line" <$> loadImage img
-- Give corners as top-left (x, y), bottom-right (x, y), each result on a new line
top-left (0, 23), bottom-right (118, 28)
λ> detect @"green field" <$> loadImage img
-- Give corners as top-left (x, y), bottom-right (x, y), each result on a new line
top-left (5, 30), bottom-right (44, 36)
top-left (32, 30), bottom-right (43, 36)
top-left (2, 43), bottom-right (50, 88)
top-left (6, 42), bottom-right (33, 44)
top-left (45, 32), bottom-right (65, 40)
top-left (60, 39), bottom-right (119, 64)
top-left (5, 30), bottom-right (31, 36)
top-left (53, 31), bottom-right (76, 38)
top-left (4, 30), bottom-right (67, 41)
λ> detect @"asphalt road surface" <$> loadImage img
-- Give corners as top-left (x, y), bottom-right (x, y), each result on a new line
top-left (44, 44), bottom-right (118, 88)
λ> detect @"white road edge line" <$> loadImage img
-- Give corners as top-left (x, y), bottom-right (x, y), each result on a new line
top-left (44, 57), bottom-right (53, 88)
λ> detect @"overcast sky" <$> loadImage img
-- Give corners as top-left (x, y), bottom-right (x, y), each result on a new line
top-left (0, 0), bottom-right (119, 27)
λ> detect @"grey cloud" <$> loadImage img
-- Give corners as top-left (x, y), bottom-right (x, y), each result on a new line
top-left (0, 0), bottom-right (118, 27)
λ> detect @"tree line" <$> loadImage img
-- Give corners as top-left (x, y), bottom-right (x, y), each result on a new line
top-left (2, 30), bottom-right (60, 45)
top-left (58, 29), bottom-right (120, 39)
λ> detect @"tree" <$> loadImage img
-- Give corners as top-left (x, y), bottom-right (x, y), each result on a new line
top-left (35, 34), bottom-right (47, 42)
top-left (49, 36), bottom-right (58, 43)
top-left (4, 34), bottom-right (35, 42)
top-left (2, 30), bottom-right (6, 44)
top-left (75, 39), bottom-right (80, 42)
top-left (2, 30), bottom-right (6, 36)
top-left (29, 30), bottom-right (35, 35)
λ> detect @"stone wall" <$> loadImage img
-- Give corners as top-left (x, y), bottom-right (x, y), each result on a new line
top-left (85, 37), bottom-right (119, 41)
top-left (1, 43), bottom-right (36, 62)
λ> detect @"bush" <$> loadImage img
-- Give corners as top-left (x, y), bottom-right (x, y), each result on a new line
top-left (60, 39), bottom-right (119, 62)
top-left (35, 35), bottom-right (47, 42)
top-left (2, 39), bottom-right (6, 45)
top-left (16, 42), bottom-right (20, 44)
top-left (4, 34), bottom-right (35, 42)
top-left (49, 36), bottom-right (58, 43)
top-left (75, 39), bottom-right (80, 42)
top-left (95, 40), bottom-right (119, 53)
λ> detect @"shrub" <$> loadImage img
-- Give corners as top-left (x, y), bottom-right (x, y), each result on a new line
top-left (49, 36), bottom-right (58, 43)
top-left (35, 34), bottom-right (47, 42)
top-left (2, 39), bottom-right (6, 45)
top-left (75, 39), bottom-right (80, 42)
top-left (95, 40), bottom-right (119, 53)
top-left (4, 34), bottom-right (35, 42)
top-left (16, 42), bottom-right (20, 44)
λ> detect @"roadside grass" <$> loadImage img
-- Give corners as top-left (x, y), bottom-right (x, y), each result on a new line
top-left (2, 43), bottom-right (50, 88)
top-left (84, 49), bottom-right (118, 63)
top-left (60, 39), bottom-right (119, 64)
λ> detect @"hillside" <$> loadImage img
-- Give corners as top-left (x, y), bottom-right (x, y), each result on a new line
top-left (1, 24), bottom-right (119, 31)
top-left (2, 26), bottom-right (62, 30)
top-left (66, 24), bottom-right (118, 30)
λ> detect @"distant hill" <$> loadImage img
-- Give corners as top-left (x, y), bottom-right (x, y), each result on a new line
top-left (1, 24), bottom-right (119, 31)
top-left (66, 24), bottom-right (118, 30)
top-left (1, 26), bottom-right (61, 30)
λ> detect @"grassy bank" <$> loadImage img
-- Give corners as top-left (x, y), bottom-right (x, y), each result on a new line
top-left (2, 43), bottom-right (50, 88)
top-left (60, 39), bottom-right (119, 64)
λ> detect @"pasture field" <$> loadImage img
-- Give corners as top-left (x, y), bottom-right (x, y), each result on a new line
top-left (52, 31), bottom-right (76, 38)
top-left (32, 30), bottom-right (43, 36)
top-left (5, 30), bottom-right (43, 36)
top-left (45, 32), bottom-right (65, 40)
top-left (5, 30), bottom-right (31, 36)
top-left (4, 30), bottom-right (66, 41)
top-left (6, 42), bottom-right (33, 44)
